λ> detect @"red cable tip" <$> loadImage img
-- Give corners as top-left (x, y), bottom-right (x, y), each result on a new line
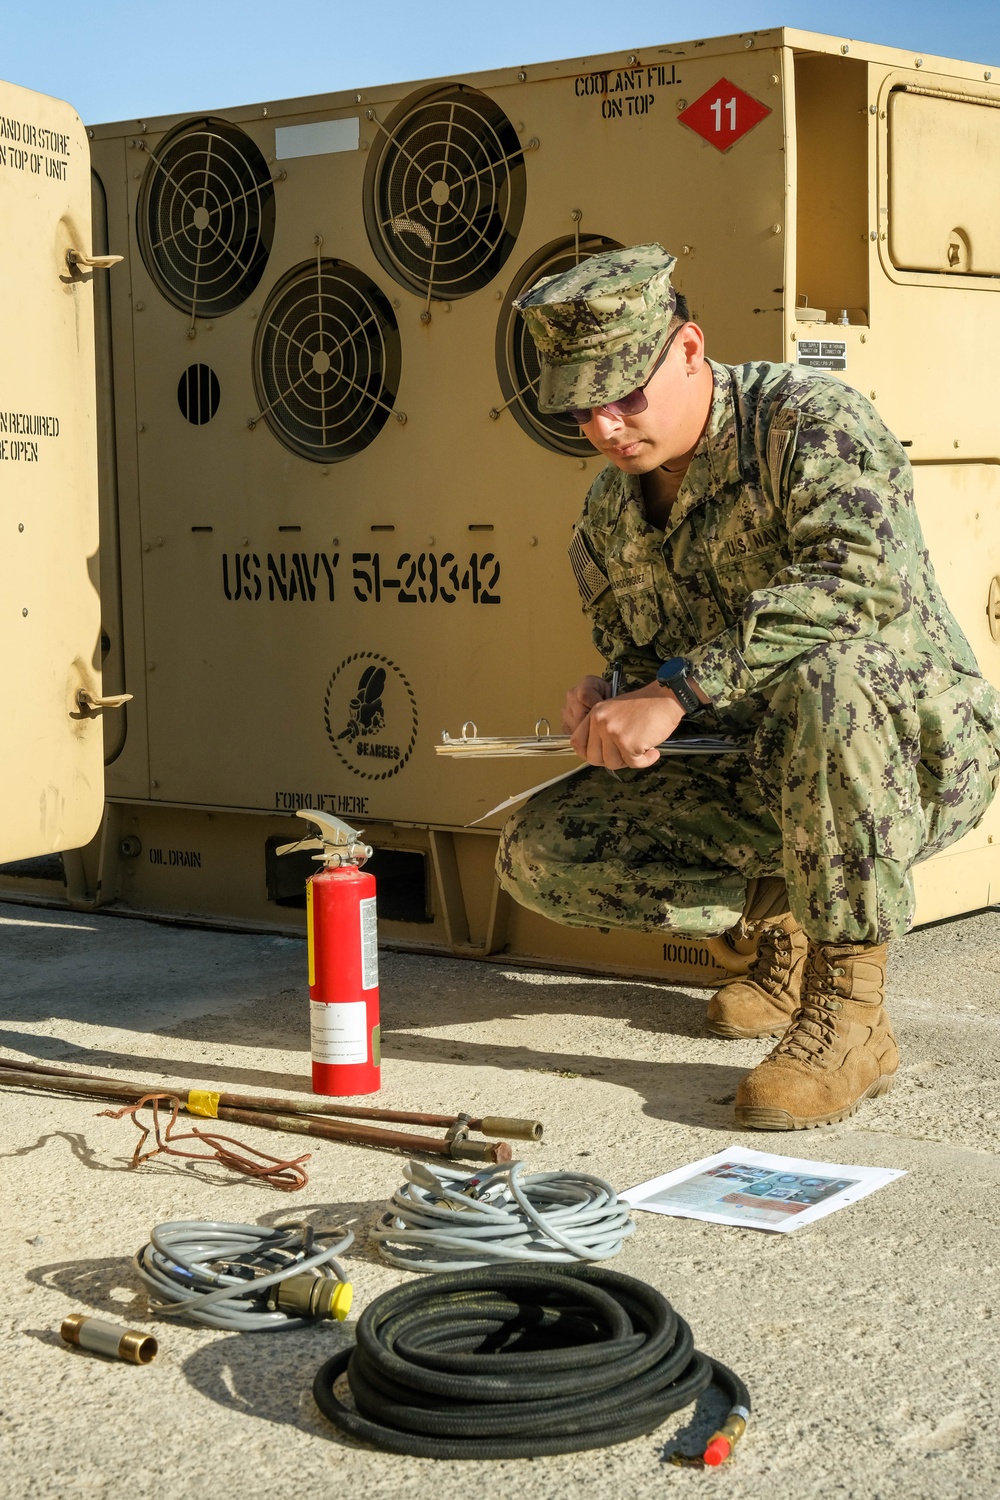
top-left (703, 1437), bottom-right (732, 1466)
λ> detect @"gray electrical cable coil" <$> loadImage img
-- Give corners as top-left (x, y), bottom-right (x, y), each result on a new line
top-left (373, 1160), bottom-right (635, 1271)
top-left (133, 1220), bottom-right (353, 1331)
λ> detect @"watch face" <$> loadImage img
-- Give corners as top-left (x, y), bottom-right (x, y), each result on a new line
top-left (657, 656), bottom-right (688, 683)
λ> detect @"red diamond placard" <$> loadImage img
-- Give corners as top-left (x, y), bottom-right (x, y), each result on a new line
top-left (678, 78), bottom-right (771, 152)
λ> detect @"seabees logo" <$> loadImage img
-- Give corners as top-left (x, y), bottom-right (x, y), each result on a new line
top-left (324, 652), bottom-right (417, 781)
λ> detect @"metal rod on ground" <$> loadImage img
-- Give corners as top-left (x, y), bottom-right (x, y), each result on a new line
top-left (216, 1106), bottom-right (512, 1162)
top-left (0, 1068), bottom-right (512, 1162)
top-left (0, 1057), bottom-right (543, 1140)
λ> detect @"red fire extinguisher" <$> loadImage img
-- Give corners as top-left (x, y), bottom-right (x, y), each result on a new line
top-left (279, 812), bottom-right (380, 1097)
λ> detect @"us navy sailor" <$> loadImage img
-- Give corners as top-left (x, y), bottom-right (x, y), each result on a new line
top-left (497, 243), bottom-right (1000, 1129)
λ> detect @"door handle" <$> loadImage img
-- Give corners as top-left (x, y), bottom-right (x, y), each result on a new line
top-left (77, 690), bottom-right (133, 712)
top-left (66, 249), bottom-right (124, 270)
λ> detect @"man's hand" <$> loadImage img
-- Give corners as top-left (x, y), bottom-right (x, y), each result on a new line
top-left (570, 683), bottom-right (687, 769)
top-left (561, 674), bottom-right (613, 733)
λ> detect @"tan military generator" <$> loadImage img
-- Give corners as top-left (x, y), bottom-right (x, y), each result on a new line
top-left (4, 26), bottom-right (1000, 984)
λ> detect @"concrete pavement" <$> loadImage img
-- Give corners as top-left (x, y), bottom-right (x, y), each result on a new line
top-left (1, 899), bottom-right (998, 1499)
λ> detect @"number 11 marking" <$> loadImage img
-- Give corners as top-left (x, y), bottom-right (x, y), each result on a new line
top-left (710, 96), bottom-right (738, 131)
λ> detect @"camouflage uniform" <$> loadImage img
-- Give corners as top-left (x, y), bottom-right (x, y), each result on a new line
top-left (498, 270), bottom-right (1000, 943)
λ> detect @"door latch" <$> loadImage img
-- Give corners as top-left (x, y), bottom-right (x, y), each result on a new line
top-left (66, 250), bottom-right (124, 270)
top-left (989, 576), bottom-right (1000, 643)
top-left (77, 690), bottom-right (133, 712)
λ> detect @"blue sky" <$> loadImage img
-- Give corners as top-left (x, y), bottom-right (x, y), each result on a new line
top-left (5, 0), bottom-right (1000, 124)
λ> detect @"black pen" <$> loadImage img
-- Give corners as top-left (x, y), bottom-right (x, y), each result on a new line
top-left (605, 662), bottom-right (625, 781)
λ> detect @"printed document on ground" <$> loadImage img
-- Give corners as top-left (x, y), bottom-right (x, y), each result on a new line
top-left (621, 1147), bottom-right (904, 1233)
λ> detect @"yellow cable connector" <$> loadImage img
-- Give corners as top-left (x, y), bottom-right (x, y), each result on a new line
top-left (330, 1280), bottom-right (354, 1321)
top-left (186, 1090), bottom-right (221, 1118)
top-left (271, 1273), bottom-right (354, 1321)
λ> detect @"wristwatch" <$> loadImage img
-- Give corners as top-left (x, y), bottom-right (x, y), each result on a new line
top-left (656, 656), bottom-right (704, 715)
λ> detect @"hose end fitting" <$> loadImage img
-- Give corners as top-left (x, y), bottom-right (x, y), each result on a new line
top-left (702, 1410), bottom-right (748, 1466)
top-left (271, 1274), bottom-right (353, 1321)
top-left (703, 1436), bottom-right (731, 1466)
top-left (478, 1117), bottom-right (544, 1141)
top-left (449, 1138), bottom-right (513, 1163)
top-left (60, 1314), bottom-right (158, 1364)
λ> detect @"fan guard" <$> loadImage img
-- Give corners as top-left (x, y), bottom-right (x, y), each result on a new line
top-left (138, 117), bottom-right (275, 317)
top-left (495, 236), bottom-right (622, 457)
top-left (252, 259), bottom-right (401, 463)
top-left (365, 86), bottom-right (525, 300)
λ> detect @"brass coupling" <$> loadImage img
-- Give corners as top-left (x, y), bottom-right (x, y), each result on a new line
top-left (268, 1273), bottom-right (353, 1322)
top-left (703, 1408), bottom-right (749, 1466)
top-left (60, 1314), bottom-right (158, 1365)
top-left (449, 1138), bottom-right (513, 1163)
top-left (479, 1116), bottom-right (544, 1141)
top-left (669, 1406), bottom-right (749, 1468)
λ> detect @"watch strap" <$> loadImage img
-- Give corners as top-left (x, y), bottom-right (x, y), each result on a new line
top-left (656, 657), bottom-right (703, 715)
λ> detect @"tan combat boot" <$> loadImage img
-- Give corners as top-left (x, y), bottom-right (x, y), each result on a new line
top-left (707, 913), bottom-right (808, 1038)
top-left (734, 940), bottom-right (899, 1130)
top-left (707, 877), bottom-right (806, 1039)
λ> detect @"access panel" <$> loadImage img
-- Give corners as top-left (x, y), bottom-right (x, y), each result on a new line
top-left (0, 81), bottom-right (105, 861)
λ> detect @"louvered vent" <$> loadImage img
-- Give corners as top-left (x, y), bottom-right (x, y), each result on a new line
top-left (177, 364), bottom-right (220, 425)
top-left (496, 237), bottom-right (622, 456)
top-left (252, 259), bottom-right (401, 463)
top-left (138, 118), bottom-right (274, 316)
top-left (365, 86), bottom-right (525, 299)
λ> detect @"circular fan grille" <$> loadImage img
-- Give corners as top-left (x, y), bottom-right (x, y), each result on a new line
top-left (365, 86), bottom-right (525, 299)
top-left (138, 118), bottom-right (275, 316)
top-left (496, 237), bottom-right (622, 457)
top-left (252, 259), bottom-right (401, 463)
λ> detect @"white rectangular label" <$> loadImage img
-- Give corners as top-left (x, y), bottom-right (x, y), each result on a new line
top-left (274, 118), bottom-right (360, 160)
top-left (360, 896), bottom-right (378, 990)
top-left (796, 339), bottom-right (847, 371)
top-left (311, 1000), bottom-right (367, 1064)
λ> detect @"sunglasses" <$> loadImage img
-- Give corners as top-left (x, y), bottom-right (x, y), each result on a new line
top-left (567, 326), bottom-right (682, 426)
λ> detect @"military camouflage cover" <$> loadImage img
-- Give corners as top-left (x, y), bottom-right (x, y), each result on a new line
top-left (515, 243), bottom-right (677, 413)
top-left (497, 360), bottom-right (1000, 943)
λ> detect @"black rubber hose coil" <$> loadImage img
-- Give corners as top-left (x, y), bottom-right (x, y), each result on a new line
top-left (312, 1263), bottom-right (750, 1460)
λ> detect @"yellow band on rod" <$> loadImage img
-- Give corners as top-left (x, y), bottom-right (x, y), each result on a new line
top-left (186, 1090), bottom-right (221, 1118)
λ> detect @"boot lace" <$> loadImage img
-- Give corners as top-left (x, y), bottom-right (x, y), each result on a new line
top-left (769, 949), bottom-right (845, 1063)
top-left (747, 925), bottom-right (793, 995)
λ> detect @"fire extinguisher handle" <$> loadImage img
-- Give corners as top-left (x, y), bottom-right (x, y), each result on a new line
top-left (298, 810), bottom-right (372, 866)
top-left (275, 810), bottom-right (373, 869)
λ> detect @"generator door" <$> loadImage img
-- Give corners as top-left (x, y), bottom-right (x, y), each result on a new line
top-left (0, 81), bottom-right (106, 862)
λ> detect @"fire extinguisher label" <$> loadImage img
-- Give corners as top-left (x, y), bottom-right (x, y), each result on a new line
top-left (360, 896), bottom-right (379, 990)
top-left (310, 1001), bottom-right (368, 1064)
